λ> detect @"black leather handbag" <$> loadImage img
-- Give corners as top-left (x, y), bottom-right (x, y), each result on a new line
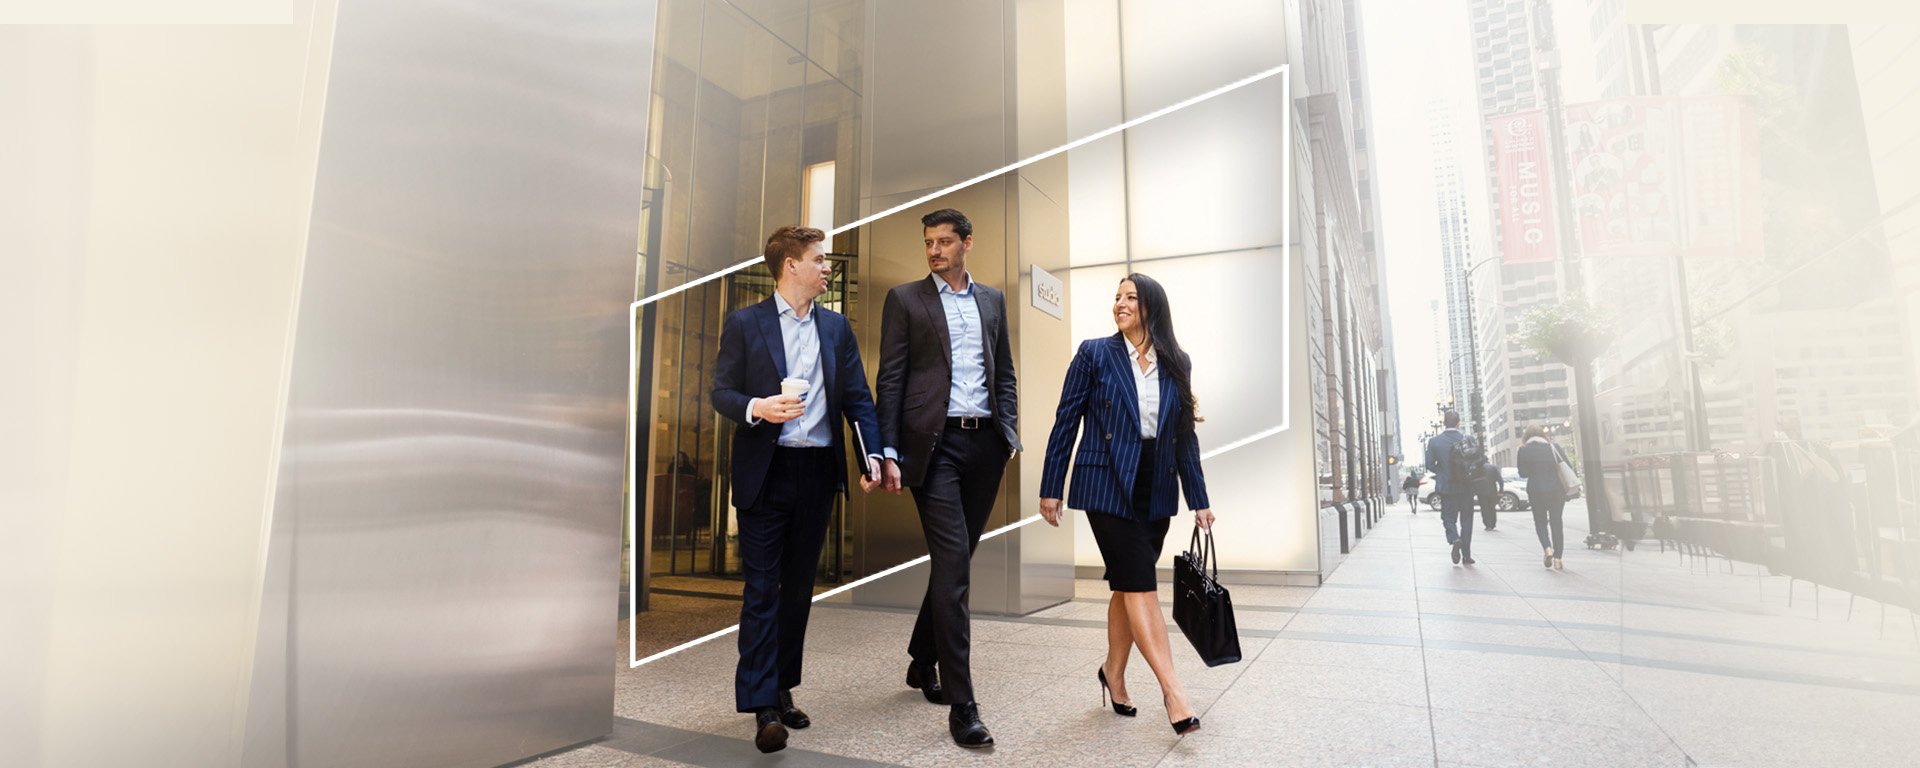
top-left (1173, 528), bottom-right (1242, 667)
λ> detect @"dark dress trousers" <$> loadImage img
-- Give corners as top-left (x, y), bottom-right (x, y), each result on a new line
top-left (1039, 336), bottom-right (1210, 591)
top-left (1424, 429), bottom-right (1474, 556)
top-left (711, 296), bottom-right (881, 713)
top-left (874, 276), bottom-right (1019, 708)
top-left (1477, 469), bottom-right (1503, 530)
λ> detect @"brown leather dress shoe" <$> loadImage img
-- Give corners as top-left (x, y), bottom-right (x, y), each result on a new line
top-left (753, 709), bottom-right (787, 754)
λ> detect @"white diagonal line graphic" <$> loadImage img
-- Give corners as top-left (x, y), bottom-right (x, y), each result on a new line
top-left (628, 63), bottom-right (1289, 311)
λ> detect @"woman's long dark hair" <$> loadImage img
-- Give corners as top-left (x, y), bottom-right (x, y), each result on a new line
top-left (1123, 273), bottom-right (1202, 435)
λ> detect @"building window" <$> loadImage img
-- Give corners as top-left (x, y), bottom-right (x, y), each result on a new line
top-left (803, 161), bottom-right (836, 233)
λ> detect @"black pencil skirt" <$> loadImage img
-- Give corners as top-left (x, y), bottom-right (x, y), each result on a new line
top-left (1086, 438), bottom-right (1172, 593)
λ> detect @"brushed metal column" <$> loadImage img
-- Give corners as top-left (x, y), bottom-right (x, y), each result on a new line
top-left (250, 1), bottom-right (658, 766)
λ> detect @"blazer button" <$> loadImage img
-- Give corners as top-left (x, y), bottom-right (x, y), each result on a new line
top-left (1105, 433), bottom-right (1113, 440)
top-left (1104, 399), bottom-right (1112, 408)
top-left (1168, 466), bottom-right (1175, 475)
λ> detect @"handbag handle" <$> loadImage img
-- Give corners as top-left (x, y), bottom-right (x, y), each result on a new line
top-left (1188, 526), bottom-right (1219, 580)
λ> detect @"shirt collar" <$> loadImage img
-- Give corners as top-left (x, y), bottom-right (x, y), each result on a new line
top-left (931, 273), bottom-right (974, 297)
top-left (1134, 350), bottom-right (1158, 376)
top-left (773, 291), bottom-right (813, 321)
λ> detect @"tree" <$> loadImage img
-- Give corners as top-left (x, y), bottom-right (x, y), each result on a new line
top-left (1517, 296), bottom-right (1616, 366)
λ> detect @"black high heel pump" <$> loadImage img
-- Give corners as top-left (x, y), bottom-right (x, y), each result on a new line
top-left (1096, 667), bottom-right (1137, 716)
top-left (1165, 694), bottom-right (1200, 736)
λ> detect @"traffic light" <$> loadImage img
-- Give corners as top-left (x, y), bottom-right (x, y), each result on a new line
top-left (1387, 455), bottom-right (1399, 466)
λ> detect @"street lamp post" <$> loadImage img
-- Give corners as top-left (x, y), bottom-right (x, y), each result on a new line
top-left (1529, 0), bottom-right (1613, 532)
top-left (1455, 256), bottom-right (1501, 447)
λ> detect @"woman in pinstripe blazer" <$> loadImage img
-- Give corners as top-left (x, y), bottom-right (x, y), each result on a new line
top-left (1038, 273), bottom-right (1213, 736)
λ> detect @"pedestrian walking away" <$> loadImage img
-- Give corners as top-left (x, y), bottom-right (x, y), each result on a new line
top-left (1424, 410), bottom-right (1476, 566)
top-left (1516, 424), bottom-right (1572, 570)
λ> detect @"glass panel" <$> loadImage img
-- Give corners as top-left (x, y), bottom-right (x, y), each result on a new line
top-left (1117, 0), bottom-right (1287, 120)
top-left (802, 63), bottom-right (861, 241)
top-left (1123, 73), bottom-right (1289, 260)
top-left (808, 0), bottom-right (865, 89)
top-left (726, 0), bottom-right (809, 57)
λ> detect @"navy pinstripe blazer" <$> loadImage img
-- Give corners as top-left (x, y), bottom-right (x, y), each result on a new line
top-left (1039, 336), bottom-right (1210, 521)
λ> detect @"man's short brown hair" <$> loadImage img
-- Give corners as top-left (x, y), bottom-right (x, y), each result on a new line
top-left (763, 225), bottom-right (826, 278)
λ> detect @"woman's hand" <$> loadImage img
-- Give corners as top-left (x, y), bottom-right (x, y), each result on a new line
top-left (1039, 498), bottom-right (1064, 527)
top-left (1194, 508), bottom-right (1216, 530)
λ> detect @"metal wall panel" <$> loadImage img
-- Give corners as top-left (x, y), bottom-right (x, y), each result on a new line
top-left (259, 1), bottom-right (657, 765)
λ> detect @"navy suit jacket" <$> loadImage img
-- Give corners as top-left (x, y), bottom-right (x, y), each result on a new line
top-left (1424, 429), bottom-right (1470, 497)
top-left (1039, 336), bottom-right (1209, 521)
top-left (710, 296), bottom-right (882, 512)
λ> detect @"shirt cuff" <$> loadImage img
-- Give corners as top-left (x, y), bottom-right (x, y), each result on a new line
top-left (745, 398), bottom-right (761, 426)
top-left (883, 447), bottom-right (898, 461)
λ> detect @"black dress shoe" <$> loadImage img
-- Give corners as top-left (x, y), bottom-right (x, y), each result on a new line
top-left (948, 702), bottom-right (994, 748)
top-left (753, 709), bottom-right (788, 754)
top-left (906, 661), bottom-right (944, 704)
top-left (777, 689), bottom-right (810, 729)
top-left (1450, 541), bottom-right (1462, 564)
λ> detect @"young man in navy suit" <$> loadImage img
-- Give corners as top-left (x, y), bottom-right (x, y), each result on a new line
top-left (711, 225), bottom-right (884, 753)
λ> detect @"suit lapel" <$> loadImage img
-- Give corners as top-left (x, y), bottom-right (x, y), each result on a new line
top-left (754, 298), bottom-right (787, 379)
top-left (977, 285), bottom-right (998, 388)
top-left (816, 308), bottom-right (839, 397)
top-left (1110, 336), bottom-right (1140, 435)
top-left (1157, 365), bottom-right (1175, 434)
top-left (916, 278), bottom-right (953, 366)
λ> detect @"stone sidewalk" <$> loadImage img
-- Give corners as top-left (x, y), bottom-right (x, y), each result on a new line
top-left (526, 503), bottom-right (1920, 767)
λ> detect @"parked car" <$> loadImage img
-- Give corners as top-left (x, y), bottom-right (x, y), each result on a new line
top-left (1423, 468), bottom-right (1530, 511)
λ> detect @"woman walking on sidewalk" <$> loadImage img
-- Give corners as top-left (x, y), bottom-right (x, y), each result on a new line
top-left (1516, 425), bottom-right (1570, 569)
top-left (1037, 273), bottom-right (1213, 736)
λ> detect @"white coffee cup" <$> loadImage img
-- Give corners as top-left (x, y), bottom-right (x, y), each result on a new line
top-left (780, 377), bottom-right (809, 400)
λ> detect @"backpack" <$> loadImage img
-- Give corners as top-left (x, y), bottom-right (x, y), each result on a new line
top-left (1447, 435), bottom-right (1491, 489)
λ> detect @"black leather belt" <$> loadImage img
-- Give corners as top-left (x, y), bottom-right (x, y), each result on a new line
top-left (945, 416), bottom-right (986, 430)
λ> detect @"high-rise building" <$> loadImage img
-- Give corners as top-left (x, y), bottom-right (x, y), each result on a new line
top-left (1430, 97), bottom-right (1480, 428)
top-left (1585, 0), bottom-right (1655, 98)
top-left (1295, 0), bottom-right (1400, 565)
top-left (1345, 0), bottom-right (1402, 486)
top-left (1469, 0), bottom-right (1574, 466)
top-left (1432, 298), bottom-right (1452, 410)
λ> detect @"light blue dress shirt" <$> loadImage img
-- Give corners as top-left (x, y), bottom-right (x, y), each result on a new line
top-left (744, 292), bottom-right (832, 448)
top-left (936, 274), bottom-right (992, 418)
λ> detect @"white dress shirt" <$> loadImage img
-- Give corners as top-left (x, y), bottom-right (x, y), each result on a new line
top-left (935, 274), bottom-right (992, 418)
top-left (744, 292), bottom-right (830, 447)
top-left (1132, 346), bottom-right (1160, 440)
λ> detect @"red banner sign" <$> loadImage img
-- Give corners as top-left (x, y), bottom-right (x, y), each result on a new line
top-left (1490, 110), bottom-right (1559, 264)
top-left (1564, 97), bottom-right (1679, 253)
